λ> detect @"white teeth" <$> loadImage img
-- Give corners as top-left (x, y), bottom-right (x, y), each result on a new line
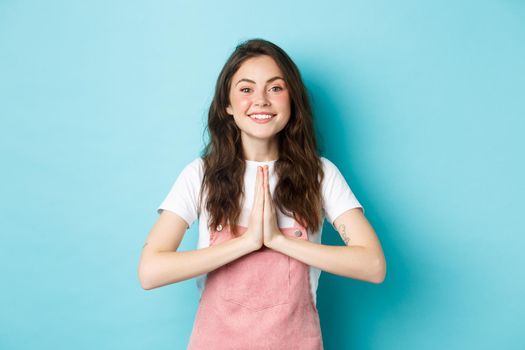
top-left (250, 114), bottom-right (274, 119)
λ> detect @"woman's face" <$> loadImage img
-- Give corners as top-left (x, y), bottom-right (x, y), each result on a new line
top-left (226, 55), bottom-right (291, 143)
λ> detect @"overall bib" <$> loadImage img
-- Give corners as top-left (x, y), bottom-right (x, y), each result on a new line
top-left (187, 219), bottom-right (324, 349)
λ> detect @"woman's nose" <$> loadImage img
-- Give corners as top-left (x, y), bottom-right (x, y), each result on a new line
top-left (253, 90), bottom-right (270, 106)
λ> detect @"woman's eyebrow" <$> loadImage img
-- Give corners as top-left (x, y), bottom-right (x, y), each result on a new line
top-left (235, 76), bottom-right (285, 86)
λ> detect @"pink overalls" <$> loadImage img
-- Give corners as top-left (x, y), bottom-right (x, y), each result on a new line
top-left (187, 219), bottom-right (324, 349)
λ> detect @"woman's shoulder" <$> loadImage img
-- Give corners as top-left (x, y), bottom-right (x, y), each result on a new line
top-left (177, 157), bottom-right (204, 180)
top-left (186, 156), bottom-right (204, 169)
top-left (319, 156), bottom-right (339, 174)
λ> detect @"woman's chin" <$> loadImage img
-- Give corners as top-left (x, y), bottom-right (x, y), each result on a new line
top-left (241, 130), bottom-right (279, 141)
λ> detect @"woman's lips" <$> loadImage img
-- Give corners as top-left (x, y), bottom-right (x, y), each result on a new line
top-left (247, 114), bottom-right (275, 124)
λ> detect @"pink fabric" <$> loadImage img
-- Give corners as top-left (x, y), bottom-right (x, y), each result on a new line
top-left (187, 220), bottom-right (324, 349)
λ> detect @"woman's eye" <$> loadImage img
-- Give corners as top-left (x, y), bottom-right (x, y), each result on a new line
top-left (240, 86), bottom-right (283, 93)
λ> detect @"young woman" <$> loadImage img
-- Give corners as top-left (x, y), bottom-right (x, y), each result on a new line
top-left (138, 38), bottom-right (386, 349)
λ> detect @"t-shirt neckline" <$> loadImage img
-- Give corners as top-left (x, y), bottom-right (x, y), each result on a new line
top-left (245, 159), bottom-right (278, 165)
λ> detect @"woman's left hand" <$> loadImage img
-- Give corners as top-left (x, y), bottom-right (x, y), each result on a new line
top-left (262, 165), bottom-right (284, 248)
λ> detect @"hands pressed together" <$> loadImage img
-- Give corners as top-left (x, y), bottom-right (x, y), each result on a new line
top-left (243, 165), bottom-right (284, 251)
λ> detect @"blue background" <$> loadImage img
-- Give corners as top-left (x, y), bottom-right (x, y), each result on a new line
top-left (1, 1), bottom-right (524, 349)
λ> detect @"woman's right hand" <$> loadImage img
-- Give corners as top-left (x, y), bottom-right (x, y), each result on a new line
top-left (243, 166), bottom-right (265, 251)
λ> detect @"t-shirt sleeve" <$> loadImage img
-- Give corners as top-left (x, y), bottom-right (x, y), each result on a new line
top-left (156, 158), bottom-right (203, 228)
top-left (321, 157), bottom-right (364, 225)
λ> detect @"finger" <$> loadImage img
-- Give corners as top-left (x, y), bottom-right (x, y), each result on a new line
top-left (263, 166), bottom-right (271, 211)
top-left (253, 166), bottom-right (261, 207)
top-left (256, 166), bottom-right (264, 209)
top-left (265, 166), bottom-right (270, 196)
top-left (264, 165), bottom-right (268, 195)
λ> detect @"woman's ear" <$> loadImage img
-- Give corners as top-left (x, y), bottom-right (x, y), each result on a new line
top-left (226, 104), bottom-right (233, 116)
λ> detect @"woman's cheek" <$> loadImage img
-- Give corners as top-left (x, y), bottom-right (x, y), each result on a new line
top-left (273, 91), bottom-right (290, 103)
top-left (238, 97), bottom-right (251, 109)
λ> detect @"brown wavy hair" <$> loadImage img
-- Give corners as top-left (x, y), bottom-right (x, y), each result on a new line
top-left (198, 38), bottom-right (325, 237)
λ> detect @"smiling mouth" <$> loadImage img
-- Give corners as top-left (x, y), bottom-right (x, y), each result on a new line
top-left (248, 113), bottom-right (276, 120)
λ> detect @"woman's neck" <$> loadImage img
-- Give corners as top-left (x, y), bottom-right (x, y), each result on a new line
top-left (241, 137), bottom-right (279, 162)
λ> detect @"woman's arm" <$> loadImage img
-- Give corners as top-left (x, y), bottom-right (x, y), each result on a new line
top-left (138, 210), bottom-right (258, 290)
top-left (267, 207), bottom-right (386, 283)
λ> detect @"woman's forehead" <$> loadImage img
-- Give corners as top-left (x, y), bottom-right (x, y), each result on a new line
top-left (233, 56), bottom-right (284, 82)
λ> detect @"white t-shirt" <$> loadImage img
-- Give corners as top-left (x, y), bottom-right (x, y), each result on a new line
top-left (157, 157), bottom-right (364, 305)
